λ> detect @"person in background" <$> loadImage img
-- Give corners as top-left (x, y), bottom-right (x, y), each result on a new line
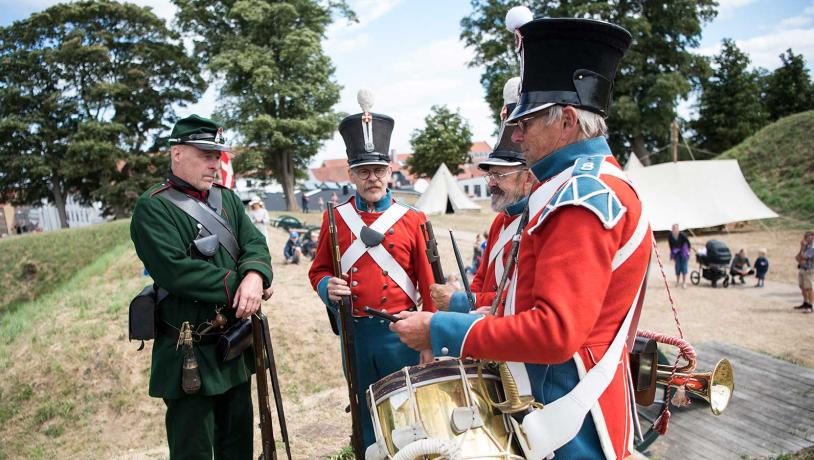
top-left (330, 191), bottom-right (339, 207)
top-left (754, 248), bottom-right (769, 287)
top-left (248, 198), bottom-right (268, 240)
top-left (795, 231), bottom-right (814, 313)
top-left (668, 223), bottom-right (691, 288)
top-left (283, 231), bottom-right (302, 264)
top-left (318, 196), bottom-right (325, 213)
top-left (301, 192), bottom-right (310, 213)
top-left (468, 233), bottom-right (484, 275)
top-left (730, 248), bottom-right (754, 284)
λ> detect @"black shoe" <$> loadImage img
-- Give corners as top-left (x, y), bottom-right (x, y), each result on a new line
top-left (794, 303), bottom-right (808, 309)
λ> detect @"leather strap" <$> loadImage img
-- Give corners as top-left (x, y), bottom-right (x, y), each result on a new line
top-left (335, 202), bottom-right (419, 305)
top-left (158, 321), bottom-right (223, 345)
top-left (159, 187), bottom-right (240, 262)
top-left (488, 215), bottom-right (522, 285)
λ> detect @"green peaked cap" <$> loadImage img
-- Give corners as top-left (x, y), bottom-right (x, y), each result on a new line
top-left (169, 114), bottom-right (230, 151)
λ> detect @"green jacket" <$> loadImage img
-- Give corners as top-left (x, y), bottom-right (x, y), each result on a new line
top-left (130, 182), bottom-right (273, 399)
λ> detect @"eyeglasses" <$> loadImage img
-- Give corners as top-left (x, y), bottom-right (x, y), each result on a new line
top-left (352, 166), bottom-right (389, 180)
top-left (485, 169), bottom-right (526, 182)
top-left (515, 115), bottom-right (538, 136)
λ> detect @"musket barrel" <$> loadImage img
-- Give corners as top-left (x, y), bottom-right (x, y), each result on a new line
top-left (326, 203), bottom-right (365, 458)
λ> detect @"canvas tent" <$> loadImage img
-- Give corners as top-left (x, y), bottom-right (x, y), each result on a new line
top-left (415, 163), bottom-right (481, 215)
top-left (624, 159), bottom-right (777, 231)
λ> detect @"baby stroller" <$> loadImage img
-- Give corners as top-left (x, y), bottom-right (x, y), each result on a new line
top-left (690, 240), bottom-right (732, 288)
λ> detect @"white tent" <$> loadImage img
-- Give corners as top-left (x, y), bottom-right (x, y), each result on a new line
top-left (625, 159), bottom-right (778, 231)
top-left (415, 163), bottom-right (481, 215)
top-left (624, 153), bottom-right (644, 170)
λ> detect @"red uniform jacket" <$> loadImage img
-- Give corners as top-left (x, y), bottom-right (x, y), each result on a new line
top-left (309, 193), bottom-right (437, 316)
top-left (430, 138), bottom-right (651, 459)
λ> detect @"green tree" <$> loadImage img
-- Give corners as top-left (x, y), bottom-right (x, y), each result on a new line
top-left (0, 0), bottom-right (205, 227)
top-left (764, 48), bottom-right (814, 121)
top-left (173, 0), bottom-right (353, 211)
top-left (461, 0), bottom-right (717, 164)
top-left (406, 105), bottom-right (474, 178)
top-left (692, 39), bottom-right (768, 153)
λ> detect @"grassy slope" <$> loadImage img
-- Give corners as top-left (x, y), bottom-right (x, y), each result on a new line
top-left (0, 220), bottom-right (131, 315)
top-left (0, 242), bottom-right (165, 460)
top-left (719, 110), bottom-right (814, 224)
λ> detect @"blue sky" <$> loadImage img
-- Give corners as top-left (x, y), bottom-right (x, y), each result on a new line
top-left (3, 0), bottom-right (813, 164)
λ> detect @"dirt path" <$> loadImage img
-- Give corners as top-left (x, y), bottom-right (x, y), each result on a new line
top-left (106, 219), bottom-right (813, 459)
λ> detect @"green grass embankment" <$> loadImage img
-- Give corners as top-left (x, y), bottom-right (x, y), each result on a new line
top-left (720, 110), bottom-right (814, 224)
top-left (0, 219), bottom-right (131, 315)
top-left (0, 240), bottom-right (163, 460)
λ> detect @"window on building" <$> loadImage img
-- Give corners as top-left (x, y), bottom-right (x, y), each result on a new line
top-left (463, 185), bottom-right (469, 193)
top-left (474, 184), bottom-right (481, 197)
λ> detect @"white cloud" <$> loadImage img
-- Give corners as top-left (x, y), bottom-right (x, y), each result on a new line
top-left (780, 15), bottom-right (812, 28)
top-left (325, 0), bottom-right (402, 54)
top-left (716, 0), bottom-right (758, 17)
top-left (313, 36), bottom-right (496, 165)
top-left (737, 28), bottom-right (814, 68)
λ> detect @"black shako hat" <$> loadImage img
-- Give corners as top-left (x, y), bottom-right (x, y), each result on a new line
top-left (506, 14), bottom-right (632, 122)
top-left (338, 89), bottom-right (393, 168)
top-left (480, 76), bottom-right (525, 170)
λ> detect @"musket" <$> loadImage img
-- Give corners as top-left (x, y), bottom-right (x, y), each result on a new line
top-left (327, 203), bottom-right (365, 458)
top-left (420, 221), bottom-right (446, 284)
top-left (449, 230), bottom-right (477, 311)
top-left (252, 309), bottom-right (292, 460)
top-left (489, 207), bottom-right (530, 315)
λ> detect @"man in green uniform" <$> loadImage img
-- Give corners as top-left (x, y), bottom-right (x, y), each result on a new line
top-left (131, 115), bottom-right (273, 459)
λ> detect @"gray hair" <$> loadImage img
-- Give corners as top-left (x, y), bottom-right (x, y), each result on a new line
top-left (538, 105), bottom-right (607, 139)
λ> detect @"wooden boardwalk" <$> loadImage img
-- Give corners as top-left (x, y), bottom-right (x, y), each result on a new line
top-left (639, 341), bottom-right (814, 459)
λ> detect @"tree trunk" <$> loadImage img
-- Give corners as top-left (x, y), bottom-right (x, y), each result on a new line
top-left (279, 152), bottom-right (297, 212)
top-left (633, 134), bottom-right (651, 166)
top-left (51, 182), bottom-right (69, 229)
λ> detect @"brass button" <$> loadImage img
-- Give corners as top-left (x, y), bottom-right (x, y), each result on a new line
top-left (382, 270), bottom-right (388, 276)
top-left (388, 228), bottom-right (395, 235)
top-left (351, 267), bottom-right (359, 273)
top-left (441, 347), bottom-right (449, 356)
top-left (352, 295), bottom-right (358, 301)
top-left (383, 284), bottom-right (388, 289)
top-left (388, 243), bottom-right (395, 249)
top-left (380, 296), bottom-right (387, 304)
top-left (352, 280), bottom-right (359, 287)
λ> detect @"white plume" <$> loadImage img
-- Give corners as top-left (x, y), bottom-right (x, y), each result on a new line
top-left (502, 77), bottom-right (521, 105)
top-left (505, 6), bottom-right (533, 33)
top-left (357, 89), bottom-right (375, 112)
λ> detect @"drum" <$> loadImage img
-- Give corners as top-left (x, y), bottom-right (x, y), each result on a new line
top-left (367, 358), bottom-right (523, 459)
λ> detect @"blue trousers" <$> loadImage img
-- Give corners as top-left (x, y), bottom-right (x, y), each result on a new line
top-left (339, 316), bottom-right (420, 448)
top-left (525, 360), bottom-right (605, 459)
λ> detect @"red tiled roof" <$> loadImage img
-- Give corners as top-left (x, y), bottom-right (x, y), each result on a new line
top-left (310, 159), bottom-right (350, 183)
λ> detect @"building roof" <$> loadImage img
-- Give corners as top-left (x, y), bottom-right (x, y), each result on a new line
top-left (309, 141), bottom-right (493, 184)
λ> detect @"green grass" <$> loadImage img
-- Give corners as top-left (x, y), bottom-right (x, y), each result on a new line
top-left (0, 219), bottom-right (131, 316)
top-left (719, 110), bottom-right (814, 224)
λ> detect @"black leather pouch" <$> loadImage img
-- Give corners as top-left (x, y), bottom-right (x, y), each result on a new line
top-left (216, 319), bottom-right (253, 362)
top-left (129, 285), bottom-right (158, 346)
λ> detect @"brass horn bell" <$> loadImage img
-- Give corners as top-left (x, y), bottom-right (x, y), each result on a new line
top-left (657, 358), bottom-right (734, 415)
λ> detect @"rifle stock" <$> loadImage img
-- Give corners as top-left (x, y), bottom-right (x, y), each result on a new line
top-left (327, 203), bottom-right (365, 458)
top-left (251, 312), bottom-right (278, 460)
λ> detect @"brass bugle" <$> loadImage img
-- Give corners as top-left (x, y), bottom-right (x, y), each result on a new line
top-left (656, 358), bottom-right (734, 416)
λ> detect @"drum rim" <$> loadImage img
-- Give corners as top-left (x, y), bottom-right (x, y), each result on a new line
top-left (371, 373), bottom-right (501, 406)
